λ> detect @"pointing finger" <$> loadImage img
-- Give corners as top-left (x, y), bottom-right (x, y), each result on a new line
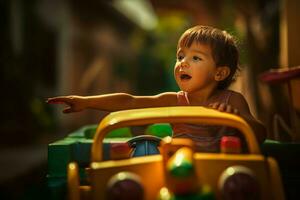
top-left (47, 97), bottom-right (68, 104)
top-left (47, 99), bottom-right (65, 104)
top-left (47, 96), bottom-right (75, 105)
top-left (63, 107), bottom-right (73, 113)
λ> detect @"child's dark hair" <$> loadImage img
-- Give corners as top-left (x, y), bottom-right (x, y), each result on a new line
top-left (178, 25), bottom-right (240, 89)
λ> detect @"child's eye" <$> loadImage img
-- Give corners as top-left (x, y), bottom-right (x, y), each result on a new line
top-left (177, 55), bottom-right (184, 61)
top-left (193, 56), bottom-right (202, 61)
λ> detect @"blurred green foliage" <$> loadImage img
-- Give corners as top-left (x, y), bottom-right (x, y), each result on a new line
top-left (119, 13), bottom-right (193, 95)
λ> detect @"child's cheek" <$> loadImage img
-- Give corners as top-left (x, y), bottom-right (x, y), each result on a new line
top-left (207, 71), bottom-right (216, 80)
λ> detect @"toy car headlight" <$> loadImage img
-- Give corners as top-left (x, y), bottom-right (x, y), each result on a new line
top-left (218, 166), bottom-right (261, 200)
top-left (106, 172), bottom-right (144, 200)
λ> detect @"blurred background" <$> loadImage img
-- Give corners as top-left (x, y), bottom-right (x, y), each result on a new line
top-left (0, 0), bottom-right (299, 199)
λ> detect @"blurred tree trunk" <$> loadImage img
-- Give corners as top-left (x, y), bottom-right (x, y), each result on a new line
top-left (280, 0), bottom-right (300, 141)
top-left (235, 0), bottom-right (290, 139)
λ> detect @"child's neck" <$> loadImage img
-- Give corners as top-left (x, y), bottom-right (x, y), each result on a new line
top-left (187, 86), bottom-right (220, 105)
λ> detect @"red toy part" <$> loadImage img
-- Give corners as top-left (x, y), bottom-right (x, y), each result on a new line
top-left (259, 66), bottom-right (300, 84)
top-left (220, 136), bottom-right (241, 154)
top-left (110, 142), bottom-right (132, 160)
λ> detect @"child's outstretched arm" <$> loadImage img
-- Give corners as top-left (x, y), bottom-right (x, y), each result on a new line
top-left (47, 92), bottom-right (178, 113)
top-left (209, 92), bottom-right (266, 144)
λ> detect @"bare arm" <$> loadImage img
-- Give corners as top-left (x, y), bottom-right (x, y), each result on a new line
top-left (47, 92), bottom-right (178, 113)
top-left (228, 92), bottom-right (266, 143)
top-left (209, 92), bottom-right (266, 144)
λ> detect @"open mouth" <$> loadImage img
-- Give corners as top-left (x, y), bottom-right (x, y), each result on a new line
top-left (180, 74), bottom-right (192, 80)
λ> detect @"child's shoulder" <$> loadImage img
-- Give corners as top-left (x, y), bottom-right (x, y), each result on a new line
top-left (219, 89), bottom-right (245, 103)
top-left (222, 89), bottom-right (249, 108)
top-left (222, 89), bottom-right (244, 97)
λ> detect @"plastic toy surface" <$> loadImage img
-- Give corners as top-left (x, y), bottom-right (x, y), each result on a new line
top-left (65, 106), bottom-right (285, 200)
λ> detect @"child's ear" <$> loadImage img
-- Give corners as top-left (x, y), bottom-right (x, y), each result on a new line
top-left (214, 66), bottom-right (231, 81)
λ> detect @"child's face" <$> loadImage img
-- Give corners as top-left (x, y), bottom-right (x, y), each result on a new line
top-left (174, 41), bottom-right (218, 93)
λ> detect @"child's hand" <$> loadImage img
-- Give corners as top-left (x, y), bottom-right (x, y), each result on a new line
top-left (208, 102), bottom-right (239, 115)
top-left (46, 96), bottom-right (86, 113)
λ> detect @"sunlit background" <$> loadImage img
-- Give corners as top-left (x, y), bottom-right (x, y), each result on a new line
top-left (1, 0), bottom-right (299, 199)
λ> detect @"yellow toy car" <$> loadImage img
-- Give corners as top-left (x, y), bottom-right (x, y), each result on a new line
top-left (67, 106), bottom-right (285, 200)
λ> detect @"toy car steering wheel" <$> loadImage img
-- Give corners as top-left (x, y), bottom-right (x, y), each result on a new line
top-left (127, 135), bottom-right (162, 157)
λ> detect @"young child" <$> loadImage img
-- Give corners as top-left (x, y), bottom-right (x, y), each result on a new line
top-left (47, 25), bottom-right (266, 150)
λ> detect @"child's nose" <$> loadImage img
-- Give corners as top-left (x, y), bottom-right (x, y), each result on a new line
top-left (180, 60), bottom-right (189, 68)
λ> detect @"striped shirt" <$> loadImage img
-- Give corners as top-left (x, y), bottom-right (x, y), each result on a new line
top-left (171, 90), bottom-right (234, 152)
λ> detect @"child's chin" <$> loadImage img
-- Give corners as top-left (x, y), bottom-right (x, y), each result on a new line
top-left (178, 84), bottom-right (193, 92)
top-left (180, 88), bottom-right (191, 92)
